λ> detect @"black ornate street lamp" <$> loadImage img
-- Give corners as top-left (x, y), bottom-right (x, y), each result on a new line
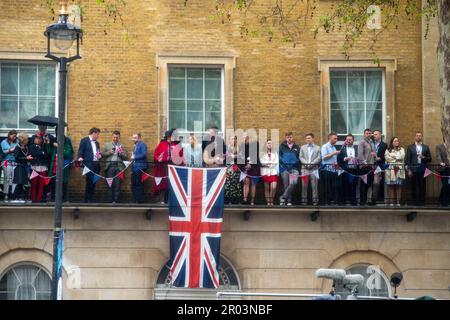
top-left (44, 0), bottom-right (82, 300)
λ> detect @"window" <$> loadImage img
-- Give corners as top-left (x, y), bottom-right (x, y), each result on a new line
top-left (0, 264), bottom-right (51, 300)
top-left (335, 264), bottom-right (391, 299)
top-left (168, 66), bottom-right (223, 134)
top-left (0, 62), bottom-right (57, 130)
top-left (329, 69), bottom-right (384, 141)
top-left (154, 256), bottom-right (240, 300)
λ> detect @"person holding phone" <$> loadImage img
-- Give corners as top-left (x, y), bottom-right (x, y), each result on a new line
top-left (103, 130), bottom-right (128, 203)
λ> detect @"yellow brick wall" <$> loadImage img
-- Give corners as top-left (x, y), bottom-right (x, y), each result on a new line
top-left (0, 0), bottom-right (426, 149)
top-left (0, 0), bottom-right (429, 169)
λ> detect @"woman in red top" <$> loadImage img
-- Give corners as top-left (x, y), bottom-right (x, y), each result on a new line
top-left (153, 129), bottom-right (183, 203)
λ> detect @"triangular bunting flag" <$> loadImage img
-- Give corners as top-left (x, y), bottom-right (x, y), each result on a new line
top-left (312, 169), bottom-right (320, 179)
top-left (301, 175), bottom-right (309, 184)
top-left (155, 177), bottom-right (163, 186)
top-left (423, 167), bottom-right (433, 178)
top-left (117, 171), bottom-right (125, 181)
top-left (30, 170), bottom-right (39, 180)
top-left (106, 178), bottom-right (114, 187)
top-left (232, 164), bottom-right (239, 172)
top-left (436, 174), bottom-right (442, 181)
top-left (361, 174), bottom-right (368, 184)
top-left (141, 173), bottom-right (150, 183)
top-left (92, 174), bottom-right (101, 184)
top-left (239, 171), bottom-right (247, 182)
top-left (82, 166), bottom-right (91, 176)
top-left (123, 161), bottom-right (132, 168)
top-left (2, 160), bottom-right (8, 167)
top-left (43, 177), bottom-right (52, 186)
top-left (374, 166), bottom-right (383, 174)
top-left (338, 169), bottom-right (344, 176)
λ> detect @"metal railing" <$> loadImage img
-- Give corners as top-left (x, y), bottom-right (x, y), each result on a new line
top-left (0, 161), bottom-right (449, 207)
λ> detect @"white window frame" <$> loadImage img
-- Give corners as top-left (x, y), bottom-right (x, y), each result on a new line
top-left (167, 64), bottom-right (225, 136)
top-left (0, 262), bottom-right (52, 301)
top-left (0, 60), bottom-right (59, 135)
top-left (328, 68), bottom-right (386, 143)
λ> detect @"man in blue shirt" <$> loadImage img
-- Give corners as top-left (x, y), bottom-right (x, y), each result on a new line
top-left (321, 132), bottom-right (340, 205)
top-left (131, 132), bottom-right (148, 203)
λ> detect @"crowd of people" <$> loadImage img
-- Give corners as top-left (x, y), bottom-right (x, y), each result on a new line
top-left (1, 126), bottom-right (449, 207)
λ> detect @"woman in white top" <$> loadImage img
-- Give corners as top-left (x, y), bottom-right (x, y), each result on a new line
top-left (259, 140), bottom-right (279, 205)
top-left (182, 135), bottom-right (202, 167)
top-left (385, 136), bottom-right (406, 206)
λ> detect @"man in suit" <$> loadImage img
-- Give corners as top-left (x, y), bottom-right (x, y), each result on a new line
top-left (299, 133), bottom-right (321, 205)
top-left (436, 138), bottom-right (450, 206)
top-left (357, 128), bottom-right (376, 205)
top-left (103, 130), bottom-right (128, 203)
top-left (131, 132), bottom-right (148, 204)
top-left (370, 129), bottom-right (388, 205)
top-left (77, 127), bottom-right (102, 203)
top-left (405, 131), bottom-right (432, 206)
top-left (337, 134), bottom-right (359, 205)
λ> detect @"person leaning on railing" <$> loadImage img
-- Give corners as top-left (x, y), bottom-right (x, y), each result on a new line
top-left (260, 139), bottom-right (279, 206)
top-left (103, 130), bottom-right (128, 203)
top-left (46, 127), bottom-right (74, 202)
top-left (29, 135), bottom-right (48, 203)
top-left (12, 133), bottom-right (32, 203)
top-left (405, 131), bottom-right (432, 206)
top-left (224, 135), bottom-right (242, 204)
top-left (384, 137), bottom-right (406, 206)
top-left (1, 130), bottom-right (18, 202)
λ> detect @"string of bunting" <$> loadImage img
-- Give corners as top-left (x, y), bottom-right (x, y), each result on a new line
top-left (2, 160), bottom-right (448, 187)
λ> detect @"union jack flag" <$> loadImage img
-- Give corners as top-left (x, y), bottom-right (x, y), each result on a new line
top-left (168, 165), bottom-right (227, 288)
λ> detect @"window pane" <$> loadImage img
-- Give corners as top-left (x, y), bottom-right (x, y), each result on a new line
top-left (330, 109), bottom-right (346, 134)
top-left (1, 64), bottom-right (18, 95)
top-left (205, 68), bottom-right (221, 79)
top-left (36, 292), bottom-right (51, 300)
top-left (38, 65), bottom-right (56, 96)
top-left (187, 100), bottom-right (203, 112)
top-left (205, 112), bottom-right (221, 130)
top-left (168, 67), bottom-right (185, 78)
top-left (169, 99), bottom-right (185, 111)
top-left (187, 111), bottom-right (203, 131)
top-left (38, 97), bottom-right (55, 116)
top-left (19, 96), bottom-right (36, 129)
top-left (330, 77), bottom-right (347, 102)
top-left (169, 111), bottom-right (185, 130)
top-left (348, 76), bottom-right (364, 101)
top-left (367, 109), bottom-right (382, 131)
top-left (366, 76), bottom-right (382, 102)
top-left (187, 68), bottom-right (203, 79)
top-left (0, 96), bottom-right (17, 128)
top-left (187, 79), bottom-right (202, 99)
top-left (205, 79), bottom-right (221, 99)
top-left (205, 100), bottom-right (221, 112)
top-left (349, 109), bottom-right (365, 134)
top-left (20, 65), bottom-right (37, 96)
top-left (169, 79), bottom-right (185, 99)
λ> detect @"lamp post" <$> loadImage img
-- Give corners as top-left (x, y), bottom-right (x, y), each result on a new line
top-left (44, 0), bottom-right (82, 300)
